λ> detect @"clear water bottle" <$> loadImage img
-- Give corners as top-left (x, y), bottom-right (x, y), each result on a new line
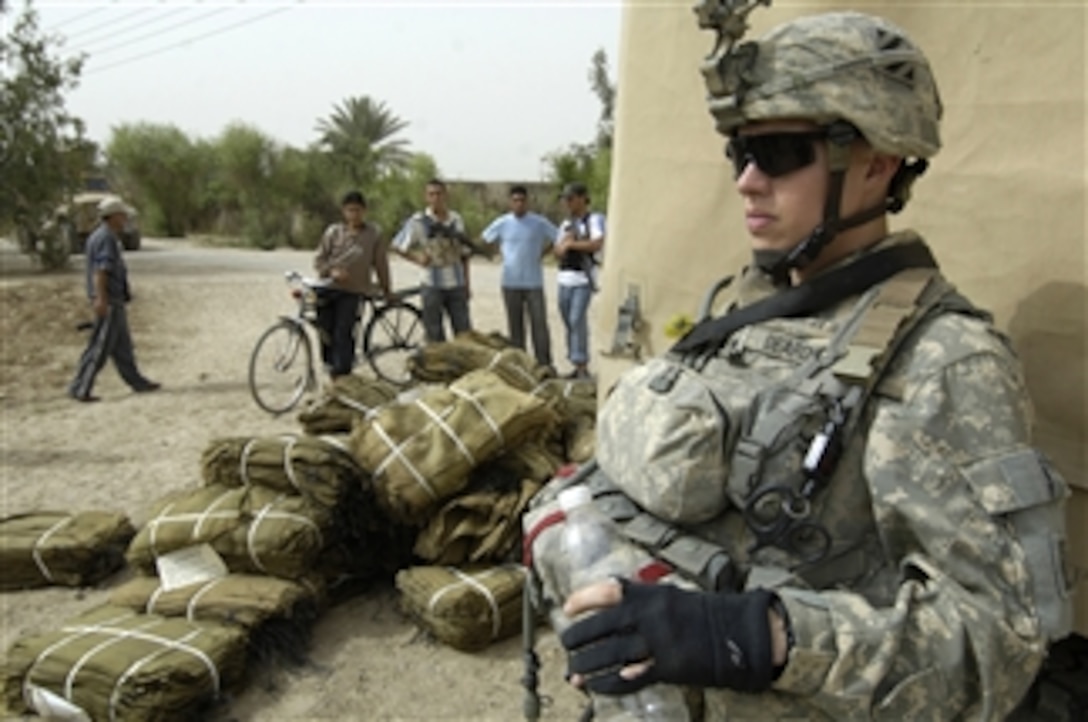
top-left (558, 486), bottom-right (690, 722)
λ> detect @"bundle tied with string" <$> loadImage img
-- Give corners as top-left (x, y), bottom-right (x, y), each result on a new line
top-left (200, 434), bottom-right (363, 509)
top-left (126, 485), bottom-right (331, 581)
top-left (199, 434), bottom-right (407, 583)
top-left (408, 334), bottom-right (551, 391)
top-left (530, 377), bottom-right (598, 462)
top-left (3, 604), bottom-right (247, 722)
top-left (350, 369), bottom-right (559, 525)
top-left (109, 573), bottom-right (324, 667)
top-left (296, 375), bottom-right (399, 435)
top-left (0, 511), bottom-right (135, 591)
top-left (395, 564), bottom-right (526, 651)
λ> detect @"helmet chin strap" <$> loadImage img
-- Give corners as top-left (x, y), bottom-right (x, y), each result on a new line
top-left (757, 121), bottom-right (888, 285)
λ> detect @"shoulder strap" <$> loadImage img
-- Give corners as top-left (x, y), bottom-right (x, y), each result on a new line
top-left (671, 240), bottom-right (938, 357)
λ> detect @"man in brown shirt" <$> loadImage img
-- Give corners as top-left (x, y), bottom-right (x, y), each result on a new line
top-left (313, 190), bottom-right (392, 378)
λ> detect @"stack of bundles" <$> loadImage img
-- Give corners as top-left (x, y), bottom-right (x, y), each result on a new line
top-left (413, 443), bottom-right (562, 565)
top-left (4, 604), bottom-right (247, 722)
top-left (407, 335), bottom-right (551, 391)
top-left (296, 376), bottom-right (399, 435)
top-left (531, 377), bottom-right (598, 462)
top-left (395, 564), bottom-right (525, 651)
top-left (414, 479), bottom-right (542, 565)
top-left (350, 369), bottom-right (559, 525)
top-left (200, 434), bottom-right (362, 509)
top-left (199, 434), bottom-right (414, 583)
top-left (0, 511), bottom-right (135, 590)
top-left (126, 485), bottom-right (330, 581)
top-left (109, 573), bottom-right (322, 666)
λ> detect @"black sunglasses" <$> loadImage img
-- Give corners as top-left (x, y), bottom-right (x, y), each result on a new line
top-left (725, 131), bottom-right (827, 179)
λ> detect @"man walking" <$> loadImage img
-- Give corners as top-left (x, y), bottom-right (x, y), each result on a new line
top-left (68, 197), bottom-right (159, 402)
top-left (482, 185), bottom-right (558, 369)
top-left (393, 179), bottom-right (472, 343)
top-left (554, 182), bottom-right (605, 379)
top-left (313, 190), bottom-right (391, 379)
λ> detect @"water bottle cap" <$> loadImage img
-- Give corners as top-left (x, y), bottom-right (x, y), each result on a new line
top-left (558, 485), bottom-right (593, 513)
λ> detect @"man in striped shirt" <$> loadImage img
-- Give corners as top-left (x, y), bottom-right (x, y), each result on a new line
top-left (392, 179), bottom-right (473, 343)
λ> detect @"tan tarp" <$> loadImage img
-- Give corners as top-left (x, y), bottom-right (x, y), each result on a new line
top-left (4, 605), bottom-right (246, 722)
top-left (0, 511), bottom-right (134, 590)
top-left (602, 0), bottom-right (1086, 633)
top-left (296, 376), bottom-right (399, 435)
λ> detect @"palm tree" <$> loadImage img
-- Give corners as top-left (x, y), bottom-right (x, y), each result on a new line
top-left (315, 96), bottom-right (412, 187)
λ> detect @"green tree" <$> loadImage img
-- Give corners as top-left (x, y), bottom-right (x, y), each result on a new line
top-left (368, 152), bottom-right (439, 238)
top-left (0, 0), bottom-right (86, 268)
top-left (315, 96), bottom-right (412, 188)
top-left (106, 122), bottom-right (199, 236)
top-left (543, 48), bottom-right (616, 211)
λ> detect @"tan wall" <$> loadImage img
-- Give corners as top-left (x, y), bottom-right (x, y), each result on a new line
top-left (598, 0), bottom-right (1087, 632)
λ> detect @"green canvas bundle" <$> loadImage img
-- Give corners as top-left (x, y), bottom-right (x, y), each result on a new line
top-left (350, 369), bottom-right (558, 525)
top-left (407, 335), bottom-right (550, 391)
top-left (297, 375), bottom-right (399, 435)
top-left (126, 485), bottom-right (331, 581)
top-left (395, 564), bottom-right (526, 651)
top-left (531, 378), bottom-right (598, 462)
top-left (3, 604), bottom-right (247, 722)
top-left (108, 573), bottom-right (323, 629)
top-left (200, 434), bottom-right (363, 509)
top-left (414, 479), bottom-right (542, 565)
top-left (0, 511), bottom-right (135, 591)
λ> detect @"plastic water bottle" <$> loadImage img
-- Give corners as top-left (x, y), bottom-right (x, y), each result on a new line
top-left (558, 485), bottom-right (690, 722)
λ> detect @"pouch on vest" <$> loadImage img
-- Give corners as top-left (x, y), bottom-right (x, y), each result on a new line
top-left (596, 356), bottom-right (742, 524)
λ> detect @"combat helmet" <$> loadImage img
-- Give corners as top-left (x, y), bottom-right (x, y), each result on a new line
top-left (695, 2), bottom-right (942, 279)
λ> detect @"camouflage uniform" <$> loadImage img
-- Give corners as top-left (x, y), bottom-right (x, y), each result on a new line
top-left (528, 8), bottom-right (1072, 721)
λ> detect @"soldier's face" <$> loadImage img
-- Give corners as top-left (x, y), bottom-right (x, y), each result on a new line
top-left (734, 119), bottom-right (830, 254)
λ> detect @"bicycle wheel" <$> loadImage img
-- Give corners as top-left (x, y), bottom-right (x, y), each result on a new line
top-left (248, 320), bottom-right (314, 414)
top-left (363, 302), bottom-right (424, 386)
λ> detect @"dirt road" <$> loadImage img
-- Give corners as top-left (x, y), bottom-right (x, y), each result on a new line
top-left (0, 238), bottom-right (591, 720)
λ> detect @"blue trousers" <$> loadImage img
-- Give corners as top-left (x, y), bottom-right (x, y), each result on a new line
top-left (557, 284), bottom-right (592, 366)
top-left (69, 303), bottom-right (150, 397)
top-left (421, 286), bottom-right (472, 343)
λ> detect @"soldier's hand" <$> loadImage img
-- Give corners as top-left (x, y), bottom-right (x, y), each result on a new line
top-left (92, 296), bottom-right (108, 318)
top-left (561, 579), bottom-right (777, 695)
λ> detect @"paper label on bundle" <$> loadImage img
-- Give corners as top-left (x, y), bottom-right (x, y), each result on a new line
top-left (156, 543), bottom-right (229, 592)
top-left (26, 685), bottom-right (91, 721)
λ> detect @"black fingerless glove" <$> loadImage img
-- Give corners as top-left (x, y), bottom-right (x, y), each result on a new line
top-left (560, 580), bottom-right (777, 695)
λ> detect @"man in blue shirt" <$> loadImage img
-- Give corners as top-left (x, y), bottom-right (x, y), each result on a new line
top-left (68, 197), bottom-right (159, 402)
top-left (482, 185), bottom-right (558, 368)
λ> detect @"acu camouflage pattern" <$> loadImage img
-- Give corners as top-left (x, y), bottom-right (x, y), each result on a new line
top-left (529, 234), bottom-right (1069, 720)
top-left (697, 8), bottom-right (943, 158)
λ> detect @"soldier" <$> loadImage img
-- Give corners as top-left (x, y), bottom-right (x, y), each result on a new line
top-left (68, 197), bottom-right (160, 402)
top-left (541, 8), bottom-right (1072, 720)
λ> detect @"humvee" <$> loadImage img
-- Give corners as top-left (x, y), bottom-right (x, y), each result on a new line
top-left (57, 177), bottom-right (141, 254)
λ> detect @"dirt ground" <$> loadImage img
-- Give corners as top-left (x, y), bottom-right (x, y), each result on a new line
top-left (0, 238), bottom-right (594, 721)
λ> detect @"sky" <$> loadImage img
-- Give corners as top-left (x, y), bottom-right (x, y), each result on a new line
top-left (15, 0), bottom-right (623, 181)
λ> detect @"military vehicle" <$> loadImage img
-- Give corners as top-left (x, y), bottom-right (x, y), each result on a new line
top-left (588, 0), bottom-right (1085, 715)
top-left (57, 177), bottom-right (141, 254)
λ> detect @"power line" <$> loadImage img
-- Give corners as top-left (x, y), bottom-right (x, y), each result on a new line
top-left (84, 7), bottom-right (289, 76)
top-left (71, 7), bottom-right (202, 56)
top-left (46, 6), bottom-right (106, 32)
top-left (64, 6), bottom-right (151, 42)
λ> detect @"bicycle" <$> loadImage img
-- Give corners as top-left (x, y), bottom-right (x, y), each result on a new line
top-left (248, 271), bottom-right (424, 414)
